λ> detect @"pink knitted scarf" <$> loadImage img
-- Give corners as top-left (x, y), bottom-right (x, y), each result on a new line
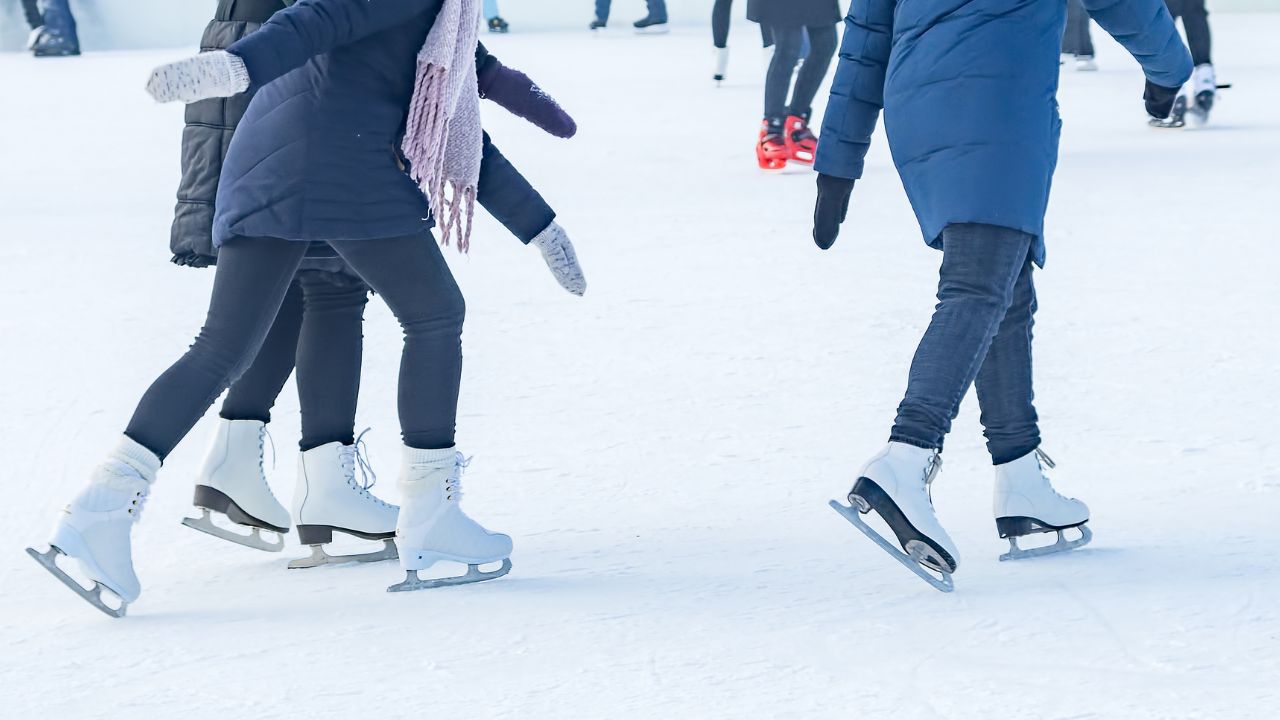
top-left (402, 0), bottom-right (483, 252)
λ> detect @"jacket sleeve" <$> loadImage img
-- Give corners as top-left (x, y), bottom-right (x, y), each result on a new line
top-left (813, 0), bottom-right (895, 180)
top-left (477, 132), bottom-right (557, 244)
top-left (227, 0), bottom-right (442, 90)
top-left (1081, 0), bottom-right (1192, 88)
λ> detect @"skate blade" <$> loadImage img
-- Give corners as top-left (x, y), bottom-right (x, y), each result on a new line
top-left (26, 545), bottom-right (128, 618)
top-left (182, 508), bottom-right (285, 553)
top-left (999, 524), bottom-right (1092, 562)
top-left (288, 539), bottom-right (398, 570)
top-left (386, 558), bottom-right (512, 593)
top-left (829, 500), bottom-right (954, 593)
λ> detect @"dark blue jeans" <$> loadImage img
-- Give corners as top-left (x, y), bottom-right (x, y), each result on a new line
top-left (595, 0), bottom-right (666, 23)
top-left (890, 224), bottom-right (1041, 465)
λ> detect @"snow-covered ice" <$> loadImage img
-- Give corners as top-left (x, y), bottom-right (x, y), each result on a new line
top-left (2, 13), bottom-right (1279, 720)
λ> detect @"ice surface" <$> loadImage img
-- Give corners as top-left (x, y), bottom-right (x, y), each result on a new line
top-left (1, 15), bottom-right (1278, 720)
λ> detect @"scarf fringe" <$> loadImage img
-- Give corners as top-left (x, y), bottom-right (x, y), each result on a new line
top-left (402, 60), bottom-right (476, 253)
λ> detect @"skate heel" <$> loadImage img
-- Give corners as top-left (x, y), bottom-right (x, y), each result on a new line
top-left (183, 485), bottom-right (287, 552)
top-left (296, 524), bottom-right (334, 545)
top-left (852, 478), bottom-right (956, 573)
top-left (995, 516), bottom-right (1038, 538)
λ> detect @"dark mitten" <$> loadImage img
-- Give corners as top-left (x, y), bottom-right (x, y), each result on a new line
top-left (1144, 80), bottom-right (1181, 119)
top-left (478, 58), bottom-right (577, 139)
top-left (813, 174), bottom-right (856, 250)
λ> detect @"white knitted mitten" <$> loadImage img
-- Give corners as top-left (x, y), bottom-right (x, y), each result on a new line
top-left (530, 222), bottom-right (587, 296)
top-left (146, 50), bottom-right (250, 104)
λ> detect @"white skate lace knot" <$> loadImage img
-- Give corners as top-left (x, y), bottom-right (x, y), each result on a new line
top-left (1033, 448), bottom-right (1073, 502)
top-left (340, 429), bottom-right (394, 508)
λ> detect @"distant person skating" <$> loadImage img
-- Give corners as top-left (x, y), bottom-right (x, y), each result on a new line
top-left (711, 0), bottom-right (774, 85)
top-left (749, 0), bottom-right (839, 170)
top-left (591, 0), bottom-right (667, 33)
top-left (814, 0), bottom-right (1190, 591)
top-left (484, 0), bottom-right (508, 33)
top-left (1062, 0), bottom-right (1097, 71)
top-left (22, 0), bottom-right (79, 56)
top-left (1152, 0), bottom-right (1218, 127)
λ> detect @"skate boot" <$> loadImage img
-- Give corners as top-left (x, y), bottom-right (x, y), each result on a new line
top-left (1075, 55), bottom-right (1097, 72)
top-left (28, 25), bottom-right (80, 57)
top-left (714, 47), bottom-right (730, 85)
top-left (289, 434), bottom-right (399, 569)
top-left (829, 442), bottom-right (959, 592)
top-left (388, 448), bottom-right (512, 592)
top-left (27, 436), bottom-right (159, 617)
top-left (182, 419), bottom-right (290, 552)
top-left (783, 113), bottom-right (818, 165)
top-left (1188, 63), bottom-right (1216, 126)
top-left (994, 448), bottom-right (1091, 561)
top-left (589, 17), bottom-right (607, 30)
top-left (487, 16), bottom-right (509, 33)
top-left (757, 119), bottom-right (788, 171)
top-left (633, 14), bottom-right (669, 34)
top-left (1150, 90), bottom-right (1189, 129)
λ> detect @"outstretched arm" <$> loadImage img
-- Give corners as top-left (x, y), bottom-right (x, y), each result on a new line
top-left (813, 0), bottom-right (895, 181)
top-left (1080, 0), bottom-right (1192, 88)
top-left (230, 0), bottom-right (445, 90)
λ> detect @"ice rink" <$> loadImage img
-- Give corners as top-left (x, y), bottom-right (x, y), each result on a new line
top-left (2, 12), bottom-right (1278, 720)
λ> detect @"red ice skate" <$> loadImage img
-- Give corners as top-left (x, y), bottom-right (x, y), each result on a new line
top-left (757, 120), bottom-right (788, 171)
top-left (784, 114), bottom-right (817, 165)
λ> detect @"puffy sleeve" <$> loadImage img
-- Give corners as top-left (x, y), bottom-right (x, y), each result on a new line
top-left (1081, 0), bottom-right (1193, 88)
top-left (814, 0), bottom-right (896, 180)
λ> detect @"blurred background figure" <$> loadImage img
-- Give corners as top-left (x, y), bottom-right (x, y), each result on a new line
top-left (749, 0), bottom-right (839, 171)
top-left (484, 0), bottom-right (509, 33)
top-left (1165, 0), bottom-right (1218, 123)
top-left (711, 0), bottom-right (774, 85)
top-left (22, 0), bottom-right (79, 57)
top-left (591, 0), bottom-right (668, 33)
top-left (1062, 0), bottom-right (1097, 71)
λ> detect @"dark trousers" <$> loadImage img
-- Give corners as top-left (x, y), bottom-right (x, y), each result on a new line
top-left (890, 224), bottom-right (1041, 465)
top-left (218, 271), bottom-right (370, 451)
top-left (711, 0), bottom-right (772, 49)
top-left (1165, 0), bottom-right (1212, 66)
top-left (126, 234), bottom-right (464, 460)
top-left (1062, 0), bottom-right (1095, 57)
top-left (21, 0), bottom-right (41, 28)
top-left (764, 24), bottom-right (837, 121)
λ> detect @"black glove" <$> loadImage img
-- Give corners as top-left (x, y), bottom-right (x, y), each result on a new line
top-left (813, 173), bottom-right (856, 250)
top-left (1144, 80), bottom-right (1181, 119)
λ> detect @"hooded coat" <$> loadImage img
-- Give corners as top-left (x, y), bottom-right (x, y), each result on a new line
top-left (814, 0), bottom-right (1193, 266)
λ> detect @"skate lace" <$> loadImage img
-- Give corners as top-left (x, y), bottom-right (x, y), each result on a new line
top-left (106, 459), bottom-right (151, 523)
top-left (341, 428), bottom-right (392, 508)
top-left (445, 453), bottom-right (472, 504)
top-left (923, 452), bottom-right (943, 504)
top-left (258, 425), bottom-right (277, 474)
top-left (1034, 448), bottom-right (1072, 501)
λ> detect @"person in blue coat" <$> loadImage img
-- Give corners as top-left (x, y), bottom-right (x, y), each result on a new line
top-left (28, 0), bottom-right (586, 616)
top-left (814, 0), bottom-right (1192, 589)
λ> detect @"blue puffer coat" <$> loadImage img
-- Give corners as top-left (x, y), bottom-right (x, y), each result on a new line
top-left (815, 0), bottom-right (1192, 266)
top-left (215, 0), bottom-right (448, 246)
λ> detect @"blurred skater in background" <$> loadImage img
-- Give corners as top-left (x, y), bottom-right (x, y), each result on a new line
top-left (1062, 0), bottom-right (1097, 71)
top-left (749, 0), bottom-right (839, 170)
top-left (1155, 0), bottom-right (1218, 127)
top-left (22, 0), bottom-right (79, 56)
top-left (711, 0), bottom-right (774, 85)
top-left (591, 0), bottom-right (667, 33)
top-left (484, 0), bottom-right (508, 33)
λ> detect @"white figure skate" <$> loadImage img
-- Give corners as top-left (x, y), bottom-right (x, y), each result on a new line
top-left (182, 419), bottom-right (290, 552)
top-left (714, 46), bottom-right (729, 85)
top-left (1187, 63), bottom-right (1216, 126)
top-left (388, 448), bottom-right (512, 592)
top-left (27, 437), bottom-right (160, 618)
top-left (995, 448), bottom-right (1092, 561)
top-left (830, 442), bottom-right (959, 592)
top-left (289, 434), bottom-right (399, 569)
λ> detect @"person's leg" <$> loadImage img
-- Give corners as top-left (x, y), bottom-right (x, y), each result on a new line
top-left (761, 23), bottom-right (774, 49)
top-left (647, 0), bottom-right (667, 22)
top-left (712, 0), bottom-right (732, 48)
top-left (764, 25), bottom-right (804, 120)
top-left (328, 235), bottom-right (464, 450)
top-left (21, 0), bottom-right (41, 28)
top-left (218, 278), bottom-right (304, 424)
top-left (1065, 0), bottom-right (1095, 57)
top-left (786, 24), bottom-right (837, 118)
top-left (483, 0), bottom-right (499, 21)
top-left (974, 259), bottom-right (1041, 465)
top-left (124, 237), bottom-right (308, 460)
top-left (1181, 0), bottom-right (1212, 66)
top-left (889, 224), bottom-right (1035, 452)
top-left (295, 271), bottom-right (370, 451)
top-left (595, 0), bottom-right (611, 23)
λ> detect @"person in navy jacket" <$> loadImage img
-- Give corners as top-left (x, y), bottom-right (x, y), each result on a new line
top-left (813, 0), bottom-right (1192, 587)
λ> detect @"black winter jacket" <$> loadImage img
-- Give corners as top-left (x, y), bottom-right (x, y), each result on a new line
top-left (747, 0), bottom-right (841, 28)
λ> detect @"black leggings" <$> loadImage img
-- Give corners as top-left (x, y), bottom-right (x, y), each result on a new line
top-left (1165, 0), bottom-right (1211, 66)
top-left (218, 271), bottom-right (370, 451)
top-left (764, 24), bottom-right (837, 121)
top-left (1062, 0), bottom-right (1094, 57)
top-left (711, 0), bottom-right (772, 49)
top-left (126, 234), bottom-right (464, 460)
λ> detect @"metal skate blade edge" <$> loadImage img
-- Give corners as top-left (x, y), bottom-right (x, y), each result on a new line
top-left (999, 524), bottom-right (1093, 562)
top-left (386, 558), bottom-right (512, 593)
top-left (288, 540), bottom-right (398, 570)
top-left (829, 501), bottom-right (954, 593)
top-left (26, 546), bottom-right (128, 618)
top-left (182, 510), bottom-right (285, 553)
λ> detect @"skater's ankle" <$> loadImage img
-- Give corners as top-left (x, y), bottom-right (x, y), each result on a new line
top-left (403, 445), bottom-right (457, 466)
top-left (114, 434), bottom-right (162, 480)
